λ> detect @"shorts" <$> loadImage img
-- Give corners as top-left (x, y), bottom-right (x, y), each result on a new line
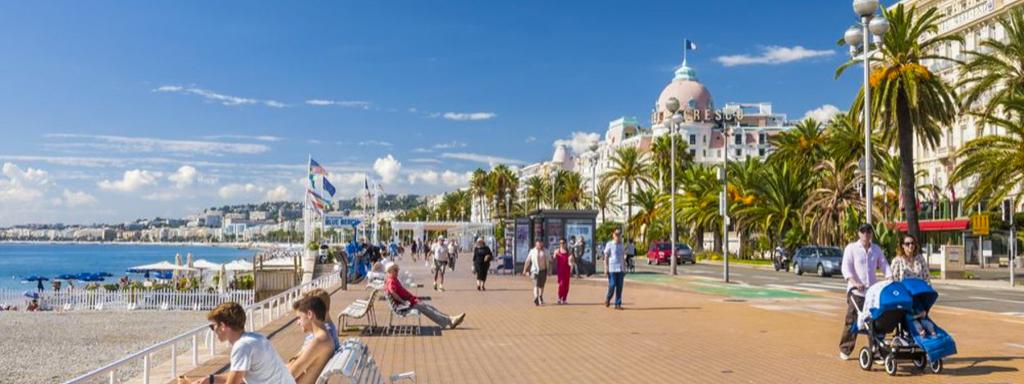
top-left (434, 259), bottom-right (448, 272)
top-left (532, 271), bottom-right (547, 288)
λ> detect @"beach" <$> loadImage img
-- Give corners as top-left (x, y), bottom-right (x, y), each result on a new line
top-left (0, 310), bottom-right (206, 383)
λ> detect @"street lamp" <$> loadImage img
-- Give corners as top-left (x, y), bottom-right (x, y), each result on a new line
top-left (844, 0), bottom-right (889, 225)
top-left (664, 97), bottom-right (683, 276)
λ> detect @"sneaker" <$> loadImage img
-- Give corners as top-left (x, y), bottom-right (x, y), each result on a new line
top-left (839, 352), bottom-right (851, 361)
top-left (438, 285), bottom-right (445, 292)
top-left (533, 297), bottom-right (539, 306)
top-left (539, 297), bottom-right (544, 305)
top-left (433, 283), bottom-right (437, 291)
top-left (604, 300), bottom-right (610, 308)
top-left (450, 313), bottom-right (465, 329)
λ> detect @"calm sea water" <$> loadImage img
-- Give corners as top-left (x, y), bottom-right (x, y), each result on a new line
top-left (0, 243), bottom-right (256, 290)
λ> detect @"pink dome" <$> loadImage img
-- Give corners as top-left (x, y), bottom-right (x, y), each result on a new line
top-left (657, 80), bottom-right (712, 113)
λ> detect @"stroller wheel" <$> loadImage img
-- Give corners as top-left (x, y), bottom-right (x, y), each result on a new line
top-left (858, 347), bottom-right (873, 370)
top-left (929, 359), bottom-right (943, 374)
top-left (884, 354), bottom-right (898, 376)
top-left (912, 355), bottom-right (927, 371)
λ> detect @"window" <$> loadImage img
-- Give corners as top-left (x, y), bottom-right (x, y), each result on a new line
top-left (734, 134), bottom-right (742, 145)
top-left (689, 134), bottom-right (696, 145)
top-left (735, 149), bottom-right (741, 157)
top-left (703, 135), bottom-right (707, 144)
top-left (690, 149), bottom-right (697, 158)
top-left (759, 148), bottom-right (765, 157)
top-left (759, 133), bottom-right (766, 144)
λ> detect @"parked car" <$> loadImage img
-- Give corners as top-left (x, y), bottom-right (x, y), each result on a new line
top-left (646, 241), bottom-right (695, 265)
top-left (792, 246), bottom-right (843, 277)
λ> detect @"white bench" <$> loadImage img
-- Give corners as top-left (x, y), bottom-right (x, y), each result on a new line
top-left (338, 289), bottom-right (378, 333)
top-left (315, 338), bottom-right (414, 384)
top-left (383, 293), bottom-right (422, 335)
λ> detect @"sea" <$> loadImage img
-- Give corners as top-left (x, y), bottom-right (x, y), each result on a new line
top-left (0, 243), bottom-right (256, 290)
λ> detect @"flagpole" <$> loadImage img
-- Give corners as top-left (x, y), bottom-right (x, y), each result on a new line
top-left (683, 39), bottom-right (687, 65)
top-left (304, 154), bottom-right (312, 248)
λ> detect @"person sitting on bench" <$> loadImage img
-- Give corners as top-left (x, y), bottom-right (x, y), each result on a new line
top-left (287, 296), bottom-right (335, 384)
top-left (179, 302), bottom-right (295, 384)
top-left (383, 262), bottom-right (465, 329)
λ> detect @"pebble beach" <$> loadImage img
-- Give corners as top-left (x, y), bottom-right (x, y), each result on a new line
top-left (0, 310), bottom-right (206, 383)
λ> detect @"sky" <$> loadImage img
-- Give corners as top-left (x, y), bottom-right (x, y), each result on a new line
top-left (0, 0), bottom-right (874, 226)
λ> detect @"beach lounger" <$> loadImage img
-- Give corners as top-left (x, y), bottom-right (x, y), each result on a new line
top-left (315, 338), bottom-right (413, 384)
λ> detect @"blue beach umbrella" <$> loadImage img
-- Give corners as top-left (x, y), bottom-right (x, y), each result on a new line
top-left (22, 276), bottom-right (49, 282)
top-left (23, 290), bottom-right (39, 299)
top-left (56, 274), bottom-right (78, 280)
top-left (96, 272), bottom-right (113, 277)
top-left (76, 273), bottom-right (104, 282)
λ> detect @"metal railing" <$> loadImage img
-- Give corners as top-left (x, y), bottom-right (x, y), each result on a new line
top-left (2, 288), bottom-right (254, 312)
top-left (66, 272), bottom-right (340, 384)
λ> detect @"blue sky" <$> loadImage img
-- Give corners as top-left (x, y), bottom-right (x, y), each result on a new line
top-left (0, 0), bottom-right (872, 226)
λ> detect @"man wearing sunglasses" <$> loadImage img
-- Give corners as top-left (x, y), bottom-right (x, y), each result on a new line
top-left (838, 223), bottom-right (891, 361)
top-left (180, 302), bottom-right (295, 384)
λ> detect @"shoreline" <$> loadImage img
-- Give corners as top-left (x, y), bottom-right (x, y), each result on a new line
top-left (0, 240), bottom-right (302, 250)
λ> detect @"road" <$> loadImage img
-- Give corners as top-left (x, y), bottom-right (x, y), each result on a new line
top-left (634, 261), bottom-right (1024, 315)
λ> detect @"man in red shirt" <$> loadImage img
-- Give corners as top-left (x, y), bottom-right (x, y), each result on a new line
top-left (384, 262), bottom-right (465, 329)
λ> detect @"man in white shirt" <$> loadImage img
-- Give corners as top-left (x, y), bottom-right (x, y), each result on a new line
top-left (838, 224), bottom-right (891, 360)
top-left (523, 240), bottom-right (549, 305)
top-left (603, 228), bottom-right (626, 309)
top-left (432, 236), bottom-right (449, 291)
top-left (180, 302), bottom-right (295, 384)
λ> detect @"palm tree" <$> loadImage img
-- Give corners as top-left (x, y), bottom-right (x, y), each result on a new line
top-left (951, 96), bottom-right (1024, 209)
top-left (875, 153), bottom-right (932, 222)
top-left (629, 188), bottom-right (660, 243)
top-left (469, 168), bottom-right (489, 219)
top-left (651, 134), bottom-right (693, 193)
top-left (602, 146), bottom-right (653, 238)
top-left (767, 118), bottom-right (829, 168)
top-left (557, 170), bottom-right (587, 209)
top-left (734, 161), bottom-right (813, 256)
top-left (487, 164), bottom-right (519, 219)
top-left (959, 7), bottom-right (1024, 120)
top-left (823, 112), bottom-right (886, 169)
top-left (676, 164), bottom-right (720, 252)
top-left (802, 158), bottom-right (867, 246)
top-left (593, 181), bottom-right (619, 223)
top-left (524, 176), bottom-right (546, 212)
top-left (838, 4), bottom-right (961, 239)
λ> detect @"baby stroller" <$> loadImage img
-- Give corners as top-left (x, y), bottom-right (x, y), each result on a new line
top-left (851, 279), bottom-right (957, 376)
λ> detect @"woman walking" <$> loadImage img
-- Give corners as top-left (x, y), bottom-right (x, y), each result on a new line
top-left (891, 234), bottom-right (930, 282)
top-left (523, 240), bottom-right (549, 306)
top-left (472, 238), bottom-right (494, 291)
top-left (554, 238), bottom-right (572, 304)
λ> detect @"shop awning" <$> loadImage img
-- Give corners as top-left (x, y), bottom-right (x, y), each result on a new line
top-left (889, 219), bottom-right (970, 232)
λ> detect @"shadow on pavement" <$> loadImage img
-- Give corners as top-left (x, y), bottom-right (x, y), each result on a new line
top-left (941, 356), bottom-right (1024, 377)
top-left (361, 325), bottom-right (444, 337)
top-left (623, 306), bottom-right (702, 311)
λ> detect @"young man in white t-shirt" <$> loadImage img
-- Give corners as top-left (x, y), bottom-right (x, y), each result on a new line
top-left (432, 236), bottom-right (449, 291)
top-left (179, 302), bottom-right (295, 384)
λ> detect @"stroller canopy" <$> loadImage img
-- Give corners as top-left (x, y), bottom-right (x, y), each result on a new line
top-left (900, 277), bottom-right (937, 312)
top-left (869, 281), bottom-right (913, 320)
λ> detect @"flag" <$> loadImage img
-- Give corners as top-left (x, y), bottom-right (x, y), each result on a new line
top-left (685, 39), bottom-right (697, 51)
top-left (309, 158), bottom-right (327, 176)
top-left (307, 189), bottom-right (328, 211)
top-left (323, 177), bottom-right (336, 197)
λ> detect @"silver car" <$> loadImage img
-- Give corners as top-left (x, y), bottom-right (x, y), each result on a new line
top-left (792, 246), bottom-right (842, 277)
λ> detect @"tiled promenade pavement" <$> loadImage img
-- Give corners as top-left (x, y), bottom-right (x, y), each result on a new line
top-left (179, 257), bottom-right (1024, 383)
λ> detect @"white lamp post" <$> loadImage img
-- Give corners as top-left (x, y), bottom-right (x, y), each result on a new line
top-left (665, 97), bottom-right (683, 275)
top-left (845, 0), bottom-right (889, 225)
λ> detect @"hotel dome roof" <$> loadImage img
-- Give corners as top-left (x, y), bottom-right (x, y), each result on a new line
top-left (656, 61), bottom-right (712, 115)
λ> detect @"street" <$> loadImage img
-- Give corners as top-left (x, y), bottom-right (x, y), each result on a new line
top-left (635, 260), bottom-right (1024, 315)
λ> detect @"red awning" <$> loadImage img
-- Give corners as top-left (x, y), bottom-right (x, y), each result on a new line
top-left (889, 219), bottom-right (970, 232)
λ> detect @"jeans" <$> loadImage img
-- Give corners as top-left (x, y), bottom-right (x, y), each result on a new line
top-left (606, 272), bottom-right (625, 306)
top-left (413, 303), bottom-right (451, 328)
top-left (840, 291), bottom-right (865, 355)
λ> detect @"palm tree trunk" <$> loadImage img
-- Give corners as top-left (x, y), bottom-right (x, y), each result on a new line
top-left (897, 94), bottom-right (921, 240)
top-left (625, 183), bottom-right (633, 239)
top-left (694, 224), bottom-right (704, 252)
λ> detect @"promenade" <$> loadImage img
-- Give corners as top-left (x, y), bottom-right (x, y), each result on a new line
top-left (178, 257), bottom-right (1024, 383)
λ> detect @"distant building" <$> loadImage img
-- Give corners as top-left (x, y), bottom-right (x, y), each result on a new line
top-left (250, 210), bottom-right (268, 221)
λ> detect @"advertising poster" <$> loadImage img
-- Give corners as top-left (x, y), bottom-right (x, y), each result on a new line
top-left (566, 220), bottom-right (594, 263)
top-left (545, 219), bottom-right (563, 251)
top-left (515, 222), bottom-right (530, 262)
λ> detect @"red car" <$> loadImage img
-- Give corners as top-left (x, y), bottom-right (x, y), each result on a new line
top-left (646, 241), bottom-right (695, 265)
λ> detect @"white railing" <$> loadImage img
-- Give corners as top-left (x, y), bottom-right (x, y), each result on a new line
top-left (1, 288), bottom-right (254, 312)
top-left (65, 272), bottom-right (341, 384)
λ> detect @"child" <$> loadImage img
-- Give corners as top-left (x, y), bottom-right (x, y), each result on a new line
top-left (913, 311), bottom-right (936, 337)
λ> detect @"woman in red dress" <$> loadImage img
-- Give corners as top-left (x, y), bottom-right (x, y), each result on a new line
top-left (554, 238), bottom-right (572, 304)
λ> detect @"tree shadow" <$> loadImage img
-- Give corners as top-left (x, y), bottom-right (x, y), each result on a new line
top-left (941, 356), bottom-right (1024, 377)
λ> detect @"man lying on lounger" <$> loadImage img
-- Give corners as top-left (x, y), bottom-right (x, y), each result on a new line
top-left (384, 262), bottom-right (466, 329)
top-left (179, 302), bottom-right (295, 384)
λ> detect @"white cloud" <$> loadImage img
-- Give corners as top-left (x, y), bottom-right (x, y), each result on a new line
top-left (441, 152), bottom-right (524, 166)
top-left (409, 158), bottom-right (441, 164)
top-left (412, 148), bottom-right (432, 153)
top-left (359, 140), bottom-right (393, 147)
top-left (168, 165), bottom-right (197, 188)
top-left (45, 134), bottom-right (270, 156)
top-left (433, 141), bottom-right (467, 149)
top-left (441, 170), bottom-right (471, 187)
top-left (0, 163), bottom-right (49, 203)
top-left (153, 85), bottom-right (286, 108)
top-left (61, 189), bottom-right (97, 207)
top-left (716, 46), bottom-right (835, 67)
top-left (203, 134), bottom-right (282, 142)
top-left (554, 131), bottom-right (601, 154)
top-left (305, 99), bottom-right (373, 109)
top-left (407, 170), bottom-right (439, 185)
top-left (442, 112), bottom-right (497, 121)
top-left (264, 185), bottom-right (291, 201)
top-left (307, 139), bottom-right (323, 145)
top-left (373, 155), bottom-right (402, 184)
top-left (98, 169), bottom-right (159, 192)
top-left (525, 136), bottom-right (537, 143)
top-left (803, 104), bottom-right (842, 123)
top-left (218, 183), bottom-right (260, 199)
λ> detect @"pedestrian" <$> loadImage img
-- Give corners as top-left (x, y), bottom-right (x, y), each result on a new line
top-left (36, 279), bottom-right (44, 293)
top-left (604, 228), bottom-right (626, 310)
top-left (472, 238), bottom-right (493, 291)
top-left (179, 302), bottom-right (295, 384)
top-left (554, 238), bottom-right (572, 304)
top-left (432, 236), bottom-right (449, 291)
top-left (573, 236), bottom-right (586, 278)
top-left (447, 239), bottom-right (458, 272)
top-left (838, 224), bottom-right (892, 361)
top-left (384, 262), bottom-right (465, 329)
top-left (625, 239), bottom-right (637, 273)
top-left (891, 234), bottom-right (930, 282)
top-left (523, 240), bottom-right (549, 306)
top-left (411, 240), bottom-right (418, 262)
top-left (52, 280), bottom-right (61, 293)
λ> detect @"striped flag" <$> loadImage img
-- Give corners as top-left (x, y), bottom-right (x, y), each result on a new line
top-left (323, 177), bottom-right (336, 197)
top-left (309, 159), bottom-right (327, 176)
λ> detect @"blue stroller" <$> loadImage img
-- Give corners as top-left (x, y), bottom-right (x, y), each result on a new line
top-left (851, 278), bottom-right (957, 376)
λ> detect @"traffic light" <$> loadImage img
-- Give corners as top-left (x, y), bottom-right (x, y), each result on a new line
top-left (1004, 199), bottom-right (1014, 224)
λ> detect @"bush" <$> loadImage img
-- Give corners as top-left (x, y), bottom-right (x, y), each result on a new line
top-left (102, 284), bottom-right (119, 291)
top-left (236, 274), bottom-right (254, 290)
top-left (696, 251), bottom-right (722, 261)
top-left (596, 222), bottom-right (623, 244)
